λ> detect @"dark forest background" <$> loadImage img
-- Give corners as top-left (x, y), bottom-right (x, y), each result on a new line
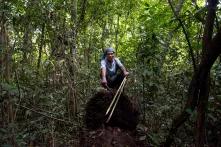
top-left (1, 0), bottom-right (221, 146)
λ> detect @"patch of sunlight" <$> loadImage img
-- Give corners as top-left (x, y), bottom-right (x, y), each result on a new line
top-left (197, 0), bottom-right (206, 7)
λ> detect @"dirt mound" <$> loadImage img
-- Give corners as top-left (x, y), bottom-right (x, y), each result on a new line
top-left (84, 90), bottom-right (140, 130)
top-left (80, 127), bottom-right (138, 147)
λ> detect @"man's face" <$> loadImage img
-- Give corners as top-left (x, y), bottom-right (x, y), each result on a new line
top-left (106, 52), bottom-right (114, 62)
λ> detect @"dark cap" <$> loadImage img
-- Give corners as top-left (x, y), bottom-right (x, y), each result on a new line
top-left (104, 47), bottom-right (115, 54)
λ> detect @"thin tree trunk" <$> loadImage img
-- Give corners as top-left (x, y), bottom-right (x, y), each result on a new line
top-left (115, 15), bottom-right (120, 54)
top-left (196, 74), bottom-right (209, 147)
top-left (67, 57), bottom-right (78, 118)
top-left (37, 23), bottom-right (45, 69)
top-left (168, 0), bottom-right (197, 72)
top-left (67, 0), bottom-right (78, 119)
top-left (71, 0), bottom-right (78, 56)
top-left (0, 8), bottom-right (16, 146)
top-left (22, 23), bottom-right (32, 63)
top-left (101, 22), bottom-right (106, 50)
top-left (142, 57), bottom-right (146, 122)
top-left (196, 0), bottom-right (218, 146)
top-left (78, 0), bottom-right (87, 28)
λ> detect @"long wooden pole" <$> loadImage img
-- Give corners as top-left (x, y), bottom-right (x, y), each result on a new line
top-left (105, 77), bottom-right (127, 123)
top-left (105, 77), bottom-right (127, 115)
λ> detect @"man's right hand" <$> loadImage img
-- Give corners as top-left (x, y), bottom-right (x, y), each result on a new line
top-left (124, 71), bottom-right (129, 77)
top-left (101, 77), bottom-right (108, 88)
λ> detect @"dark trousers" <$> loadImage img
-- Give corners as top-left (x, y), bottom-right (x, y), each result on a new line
top-left (107, 73), bottom-right (124, 89)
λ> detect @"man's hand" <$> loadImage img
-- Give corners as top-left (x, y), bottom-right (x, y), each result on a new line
top-left (101, 77), bottom-right (108, 88)
top-left (123, 71), bottom-right (129, 77)
top-left (121, 66), bottom-right (129, 77)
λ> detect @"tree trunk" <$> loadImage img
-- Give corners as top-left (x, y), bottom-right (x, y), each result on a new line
top-left (196, 0), bottom-right (218, 146)
top-left (78, 0), bottom-right (87, 28)
top-left (0, 7), bottom-right (16, 146)
top-left (71, 0), bottom-right (78, 56)
top-left (168, 0), bottom-right (196, 72)
top-left (115, 15), bottom-right (120, 54)
top-left (37, 23), bottom-right (45, 69)
top-left (67, 0), bottom-right (78, 119)
top-left (142, 57), bottom-right (146, 122)
top-left (196, 74), bottom-right (209, 147)
top-left (101, 22), bottom-right (106, 50)
top-left (67, 57), bottom-right (78, 119)
top-left (22, 23), bottom-right (32, 63)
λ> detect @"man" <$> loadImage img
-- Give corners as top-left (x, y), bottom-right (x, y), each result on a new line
top-left (100, 47), bottom-right (129, 89)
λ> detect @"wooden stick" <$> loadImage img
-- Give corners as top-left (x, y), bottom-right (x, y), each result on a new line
top-left (106, 77), bottom-right (127, 123)
top-left (105, 77), bottom-right (127, 115)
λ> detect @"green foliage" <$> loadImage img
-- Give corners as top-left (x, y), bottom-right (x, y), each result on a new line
top-left (1, 0), bottom-right (221, 146)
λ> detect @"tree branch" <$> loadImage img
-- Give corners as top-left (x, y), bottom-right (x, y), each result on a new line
top-left (168, 0), bottom-right (197, 73)
top-left (15, 103), bottom-right (76, 125)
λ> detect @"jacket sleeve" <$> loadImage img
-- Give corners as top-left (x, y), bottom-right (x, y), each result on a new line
top-left (115, 58), bottom-right (123, 67)
top-left (100, 59), bottom-right (106, 69)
